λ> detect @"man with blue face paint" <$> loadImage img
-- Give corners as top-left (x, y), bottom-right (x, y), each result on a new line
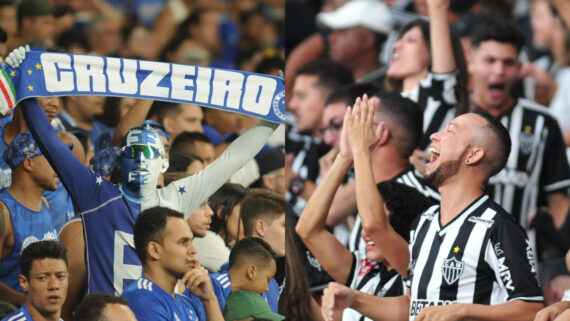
top-left (12, 92), bottom-right (278, 321)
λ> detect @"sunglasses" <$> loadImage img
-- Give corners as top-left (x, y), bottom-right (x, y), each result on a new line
top-left (120, 145), bottom-right (161, 159)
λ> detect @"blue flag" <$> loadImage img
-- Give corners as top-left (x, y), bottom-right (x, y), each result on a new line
top-left (0, 51), bottom-right (285, 123)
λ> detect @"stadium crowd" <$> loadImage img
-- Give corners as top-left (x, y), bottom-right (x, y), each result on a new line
top-left (286, 0), bottom-right (570, 320)
top-left (0, 0), bottom-right (286, 320)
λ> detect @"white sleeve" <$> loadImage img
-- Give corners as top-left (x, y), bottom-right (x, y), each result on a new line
top-left (563, 289), bottom-right (570, 301)
top-left (163, 119), bottom-right (278, 218)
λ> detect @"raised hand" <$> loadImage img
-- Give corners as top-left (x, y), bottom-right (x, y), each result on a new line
top-left (5, 45), bottom-right (30, 68)
top-left (345, 94), bottom-right (385, 155)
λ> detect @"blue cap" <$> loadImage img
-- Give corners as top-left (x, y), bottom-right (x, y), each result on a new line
top-left (3, 132), bottom-right (43, 169)
top-left (89, 146), bottom-right (119, 177)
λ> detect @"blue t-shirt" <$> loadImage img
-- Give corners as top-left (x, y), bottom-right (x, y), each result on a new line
top-left (2, 304), bottom-right (63, 321)
top-left (123, 277), bottom-right (199, 321)
top-left (0, 191), bottom-right (58, 292)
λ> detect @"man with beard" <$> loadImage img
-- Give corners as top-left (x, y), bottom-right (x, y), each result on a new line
top-left (320, 98), bottom-right (544, 321)
top-left (0, 133), bottom-right (59, 307)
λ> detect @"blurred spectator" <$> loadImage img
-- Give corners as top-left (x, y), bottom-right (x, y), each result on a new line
top-left (87, 14), bottom-right (123, 56)
top-left (74, 293), bottom-right (137, 321)
top-left (0, 1), bottom-right (16, 47)
top-left (149, 101), bottom-right (204, 140)
top-left (167, 152), bottom-right (204, 175)
top-left (170, 132), bottom-right (215, 165)
top-left (14, 0), bottom-right (56, 50)
top-left (252, 146), bottom-right (285, 194)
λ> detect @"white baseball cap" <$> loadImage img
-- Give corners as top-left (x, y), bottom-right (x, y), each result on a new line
top-left (317, 0), bottom-right (393, 35)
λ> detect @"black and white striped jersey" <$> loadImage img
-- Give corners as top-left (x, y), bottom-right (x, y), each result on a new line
top-left (407, 194), bottom-right (543, 320)
top-left (343, 251), bottom-right (404, 321)
top-left (478, 98), bottom-right (570, 227)
top-left (402, 71), bottom-right (459, 150)
top-left (348, 166), bottom-right (440, 253)
top-left (285, 124), bottom-right (330, 214)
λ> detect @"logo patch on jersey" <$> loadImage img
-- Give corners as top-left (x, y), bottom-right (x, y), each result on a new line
top-left (467, 216), bottom-right (494, 228)
top-left (358, 258), bottom-right (375, 277)
top-left (306, 251), bottom-right (323, 272)
top-left (494, 243), bottom-right (504, 256)
top-left (442, 257), bottom-right (464, 285)
top-left (422, 211), bottom-right (436, 221)
top-left (518, 127), bottom-right (534, 155)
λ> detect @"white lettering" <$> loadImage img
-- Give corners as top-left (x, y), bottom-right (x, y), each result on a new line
top-left (106, 58), bottom-right (138, 94)
top-left (113, 231), bottom-right (142, 295)
top-left (41, 53), bottom-right (75, 92)
top-left (139, 61), bottom-right (170, 98)
top-left (73, 55), bottom-right (106, 92)
top-left (170, 64), bottom-right (195, 100)
top-left (498, 257), bottom-right (515, 291)
top-left (242, 75), bottom-right (276, 116)
top-left (195, 67), bottom-right (211, 104)
top-left (211, 70), bottom-right (243, 109)
top-left (490, 169), bottom-right (529, 187)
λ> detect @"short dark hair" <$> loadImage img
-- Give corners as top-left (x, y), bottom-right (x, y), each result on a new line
top-left (473, 111), bottom-right (511, 177)
top-left (324, 83), bottom-right (382, 108)
top-left (20, 240), bottom-right (67, 278)
top-left (471, 18), bottom-right (525, 53)
top-left (167, 152), bottom-right (203, 173)
top-left (376, 91), bottom-right (423, 158)
top-left (148, 101), bottom-right (182, 125)
top-left (295, 60), bottom-right (354, 95)
top-left (377, 181), bottom-right (436, 242)
top-left (170, 132), bottom-right (212, 156)
top-left (74, 293), bottom-right (129, 321)
top-left (240, 189), bottom-right (285, 237)
top-left (228, 237), bottom-right (276, 270)
top-left (133, 206), bottom-right (185, 263)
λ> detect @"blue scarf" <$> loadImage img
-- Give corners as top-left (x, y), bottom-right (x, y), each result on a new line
top-left (0, 51), bottom-right (285, 123)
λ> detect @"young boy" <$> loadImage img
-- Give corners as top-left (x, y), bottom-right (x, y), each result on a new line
top-left (223, 238), bottom-right (284, 321)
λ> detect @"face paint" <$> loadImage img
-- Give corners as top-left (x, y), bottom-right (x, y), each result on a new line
top-left (119, 127), bottom-right (168, 200)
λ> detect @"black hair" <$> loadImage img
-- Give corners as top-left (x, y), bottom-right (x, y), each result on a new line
top-left (228, 237), bottom-right (276, 270)
top-left (240, 189), bottom-right (284, 237)
top-left (209, 184), bottom-right (249, 247)
top-left (295, 60), bottom-right (354, 95)
top-left (324, 83), bottom-right (382, 108)
top-left (133, 206), bottom-right (184, 263)
top-left (74, 293), bottom-right (130, 321)
top-left (148, 101), bottom-right (182, 125)
top-left (170, 132), bottom-right (212, 156)
top-left (387, 19), bottom-right (469, 115)
top-left (377, 181), bottom-right (436, 242)
top-left (376, 91), bottom-right (423, 158)
top-left (255, 56), bottom-right (285, 75)
top-left (167, 152), bottom-right (204, 173)
top-left (471, 18), bottom-right (525, 54)
top-left (473, 110), bottom-right (512, 177)
top-left (20, 240), bottom-right (68, 278)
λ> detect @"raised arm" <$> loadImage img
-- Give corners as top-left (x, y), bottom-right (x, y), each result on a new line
top-left (346, 95), bottom-right (410, 277)
top-left (167, 118), bottom-right (279, 217)
top-left (21, 99), bottom-right (100, 210)
top-left (295, 151), bottom-right (354, 284)
top-left (112, 99), bottom-right (154, 147)
top-left (428, 0), bottom-right (455, 73)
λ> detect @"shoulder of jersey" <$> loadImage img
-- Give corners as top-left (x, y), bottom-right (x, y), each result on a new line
top-left (4, 311), bottom-right (27, 321)
top-left (135, 277), bottom-right (155, 292)
top-left (214, 272), bottom-right (231, 290)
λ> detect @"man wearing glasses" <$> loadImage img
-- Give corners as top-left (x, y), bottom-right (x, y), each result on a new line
top-left (18, 97), bottom-right (278, 303)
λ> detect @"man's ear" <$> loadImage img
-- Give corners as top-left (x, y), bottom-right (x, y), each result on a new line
top-left (160, 158), bottom-right (169, 173)
top-left (254, 219), bottom-right (265, 237)
top-left (247, 264), bottom-right (257, 280)
top-left (22, 158), bottom-right (34, 172)
top-left (19, 275), bottom-right (29, 293)
top-left (262, 176), bottom-right (274, 190)
top-left (466, 147), bottom-right (485, 166)
top-left (147, 241), bottom-right (161, 261)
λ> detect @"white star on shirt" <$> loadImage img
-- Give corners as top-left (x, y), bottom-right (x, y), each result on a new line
top-left (96, 176), bottom-right (103, 185)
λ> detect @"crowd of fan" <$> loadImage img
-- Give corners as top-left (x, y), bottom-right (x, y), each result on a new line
top-left (285, 0), bottom-right (570, 320)
top-left (0, 0), bottom-right (287, 320)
